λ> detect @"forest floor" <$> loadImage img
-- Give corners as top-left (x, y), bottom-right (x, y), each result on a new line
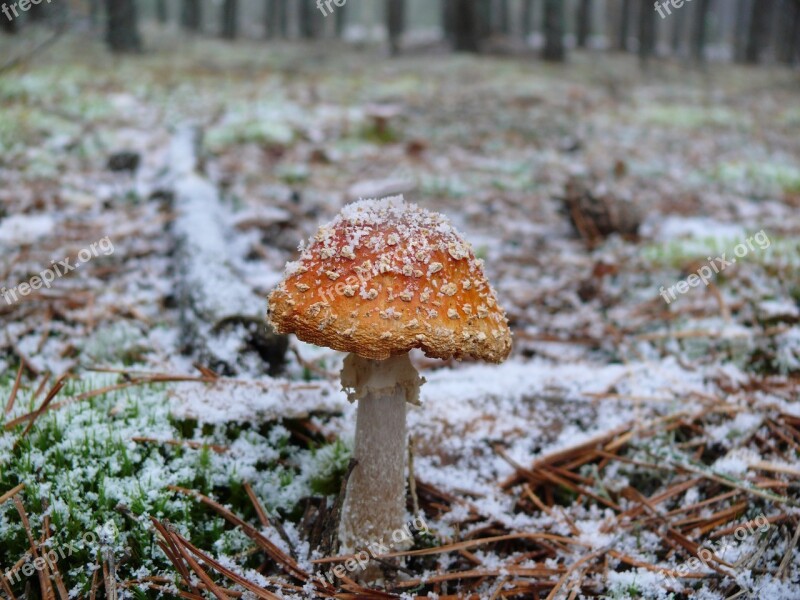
top-left (1, 31), bottom-right (799, 599)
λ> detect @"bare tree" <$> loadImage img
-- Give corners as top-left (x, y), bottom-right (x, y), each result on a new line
top-left (691, 0), bottom-right (712, 62)
top-left (265, 0), bottom-right (276, 38)
top-left (670, 3), bottom-right (686, 55)
top-left (182, 0), bottom-right (202, 32)
top-left (156, 0), bottom-right (168, 24)
top-left (776, 0), bottom-right (800, 64)
top-left (105, 0), bottom-right (141, 53)
top-left (542, 0), bottom-right (565, 61)
top-left (265, 0), bottom-right (288, 38)
top-left (576, 0), bottom-right (591, 48)
top-left (522, 0), bottom-right (535, 40)
top-left (745, 0), bottom-right (776, 63)
top-left (450, 0), bottom-right (485, 52)
top-left (638, 0), bottom-right (656, 64)
top-left (299, 0), bottom-right (320, 39)
top-left (89, 0), bottom-right (101, 28)
top-left (733, 0), bottom-right (751, 62)
top-left (442, 0), bottom-right (454, 42)
top-left (221, 0), bottom-right (238, 39)
top-left (386, 0), bottom-right (405, 56)
top-left (618, 0), bottom-right (631, 50)
top-left (494, 0), bottom-right (511, 34)
top-left (335, 1), bottom-right (347, 37)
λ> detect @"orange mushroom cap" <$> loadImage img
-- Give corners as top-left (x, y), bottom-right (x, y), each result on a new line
top-left (267, 196), bottom-right (512, 363)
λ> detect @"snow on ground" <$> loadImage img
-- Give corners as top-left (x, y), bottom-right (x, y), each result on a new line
top-left (0, 38), bottom-right (798, 599)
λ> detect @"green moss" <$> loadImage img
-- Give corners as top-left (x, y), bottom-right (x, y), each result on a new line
top-left (309, 439), bottom-right (351, 496)
top-left (0, 376), bottom-right (334, 597)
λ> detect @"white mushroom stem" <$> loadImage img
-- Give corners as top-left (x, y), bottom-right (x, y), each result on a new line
top-left (338, 353), bottom-right (424, 554)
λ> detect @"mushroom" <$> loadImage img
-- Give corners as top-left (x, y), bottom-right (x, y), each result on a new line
top-left (267, 196), bottom-right (511, 563)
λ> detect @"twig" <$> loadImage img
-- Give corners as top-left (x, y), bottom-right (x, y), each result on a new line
top-left (243, 482), bottom-right (296, 559)
top-left (777, 519), bottom-right (800, 580)
top-left (166, 486), bottom-right (309, 582)
top-left (4, 359), bottom-right (26, 415)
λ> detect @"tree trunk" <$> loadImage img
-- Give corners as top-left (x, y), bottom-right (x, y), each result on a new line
top-left (733, 0), bottom-right (750, 62)
top-left (637, 0), bottom-right (656, 63)
top-left (442, 0), bottom-right (453, 41)
top-left (89, 0), bottom-right (101, 29)
top-left (264, 0), bottom-right (274, 37)
top-left (776, 0), bottom-right (800, 63)
top-left (542, 0), bottom-right (565, 61)
top-left (335, 1), bottom-right (347, 37)
top-left (182, 0), bottom-right (202, 32)
top-left (299, 0), bottom-right (320, 39)
top-left (494, 0), bottom-right (511, 34)
top-left (156, 0), bottom-right (168, 24)
top-left (451, 0), bottom-right (483, 52)
top-left (386, 0), bottom-right (405, 56)
top-left (221, 0), bottom-right (238, 39)
top-left (477, 0), bottom-right (492, 40)
top-left (691, 0), bottom-right (711, 62)
top-left (522, 0), bottom-right (535, 40)
top-left (618, 0), bottom-right (631, 50)
top-left (670, 2), bottom-right (685, 55)
top-left (793, 0), bottom-right (800, 64)
top-left (576, 0), bottom-right (591, 48)
top-left (276, 0), bottom-right (289, 38)
top-left (105, 0), bottom-right (142, 53)
top-left (744, 0), bottom-right (775, 63)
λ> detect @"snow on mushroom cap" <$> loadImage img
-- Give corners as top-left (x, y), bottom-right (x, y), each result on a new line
top-left (267, 196), bottom-right (512, 362)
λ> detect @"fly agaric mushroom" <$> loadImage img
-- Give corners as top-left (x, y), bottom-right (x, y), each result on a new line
top-left (267, 196), bottom-right (511, 557)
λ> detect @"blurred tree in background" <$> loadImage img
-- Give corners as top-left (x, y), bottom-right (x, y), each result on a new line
top-left (181, 0), bottom-right (202, 32)
top-left (221, 0), bottom-right (238, 39)
top-left (0, 0), bottom-right (797, 68)
top-left (105, 0), bottom-right (140, 53)
top-left (542, 0), bottom-right (565, 61)
top-left (386, 0), bottom-right (405, 56)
